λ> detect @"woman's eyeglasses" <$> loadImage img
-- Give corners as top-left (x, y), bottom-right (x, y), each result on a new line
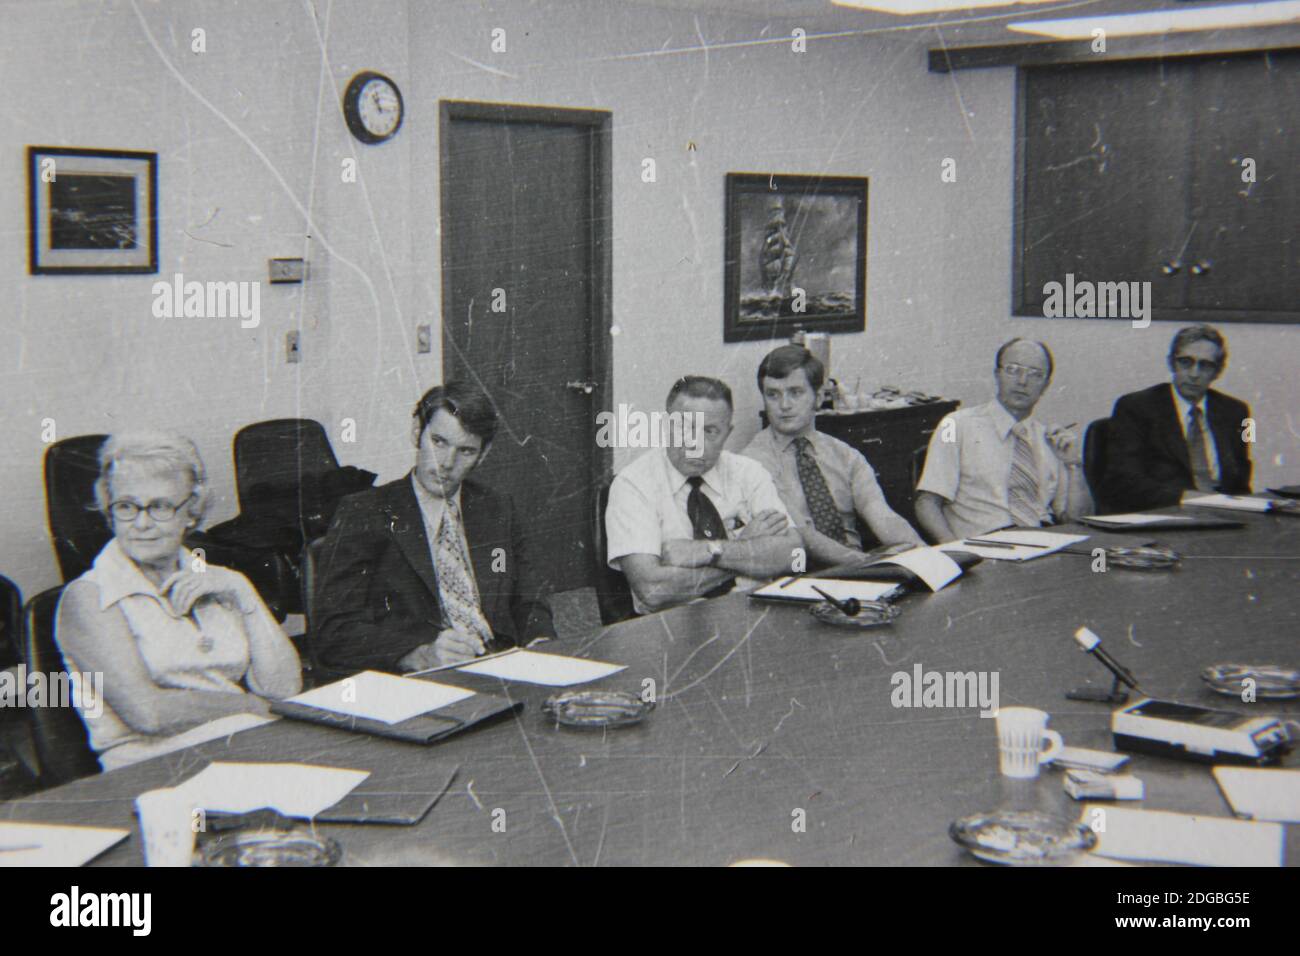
top-left (108, 494), bottom-right (195, 522)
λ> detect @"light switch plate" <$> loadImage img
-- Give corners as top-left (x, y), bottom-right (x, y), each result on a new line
top-left (286, 330), bottom-right (301, 363)
top-left (416, 324), bottom-right (432, 353)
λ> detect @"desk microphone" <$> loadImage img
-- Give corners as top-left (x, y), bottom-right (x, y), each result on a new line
top-left (1068, 627), bottom-right (1142, 702)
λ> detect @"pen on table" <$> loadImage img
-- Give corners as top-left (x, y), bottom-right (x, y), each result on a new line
top-left (0, 844), bottom-right (41, 853)
top-left (965, 538), bottom-right (1049, 549)
top-left (777, 575), bottom-right (801, 589)
top-left (408, 646), bottom-right (519, 677)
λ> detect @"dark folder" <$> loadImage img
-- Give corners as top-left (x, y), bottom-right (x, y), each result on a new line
top-left (269, 692), bottom-right (522, 745)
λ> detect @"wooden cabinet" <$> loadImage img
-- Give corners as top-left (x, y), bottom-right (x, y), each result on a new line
top-left (1015, 50), bottom-right (1299, 324)
top-left (801, 401), bottom-right (960, 534)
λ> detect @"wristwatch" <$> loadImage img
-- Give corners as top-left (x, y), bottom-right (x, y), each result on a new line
top-left (706, 541), bottom-right (724, 566)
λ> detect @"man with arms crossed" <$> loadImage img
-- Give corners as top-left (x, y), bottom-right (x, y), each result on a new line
top-left (606, 376), bottom-right (802, 614)
top-left (1102, 324), bottom-right (1251, 513)
top-left (742, 345), bottom-right (922, 569)
top-left (915, 339), bottom-right (1091, 542)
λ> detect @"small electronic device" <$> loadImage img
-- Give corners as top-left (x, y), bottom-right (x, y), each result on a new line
top-left (1053, 745), bottom-right (1130, 773)
top-left (1112, 698), bottom-right (1292, 766)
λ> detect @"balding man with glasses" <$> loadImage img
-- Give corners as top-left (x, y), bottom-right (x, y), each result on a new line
top-left (1102, 325), bottom-right (1252, 513)
top-left (915, 339), bottom-right (1091, 542)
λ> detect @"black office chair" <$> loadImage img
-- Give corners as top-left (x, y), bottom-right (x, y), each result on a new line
top-left (1084, 418), bottom-right (1112, 514)
top-left (910, 444), bottom-right (929, 495)
top-left (44, 434), bottom-right (112, 583)
top-left (23, 587), bottom-right (100, 787)
top-left (298, 536), bottom-right (329, 679)
top-left (0, 575), bottom-right (21, 669)
top-left (593, 482), bottom-right (637, 626)
top-left (43, 433), bottom-right (293, 621)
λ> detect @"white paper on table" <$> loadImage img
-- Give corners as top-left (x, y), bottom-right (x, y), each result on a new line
top-left (1213, 767), bottom-right (1300, 823)
top-left (872, 546), bottom-right (962, 591)
top-left (1085, 513), bottom-right (1196, 526)
top-left (1183, 494), bottom-right (1274, 513)
top-left (288, 670), bottom-right (475, 724)
top-left (939, 529), bottom-right (1090, 561)
top-left (1081, 805), bottom-right (1283, 867)
top-left (0, 821), bottom-right (128, 868)
top-left (455, 649), bottom-right (625, 686)
top-left (173, 762), bottom-right (370, 819)
top-left (752, 577), bottom-right (900, 603)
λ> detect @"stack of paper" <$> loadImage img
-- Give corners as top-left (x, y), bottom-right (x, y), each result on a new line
top-left (1081, 805), bottom-right (1283, 866)
top-left (751, 577), bottom-right (900, 603)
top-left (1183, 494), bottom-right (1276, 513)
top-left (1213, 767), bottom-right (1300, 823)
top-left (172, 762), bottom-right (371, 819)
top-left (456, 649), bottom-right (625, 686)
top-left (868, 546), bottom-right (963, 591)
top-left (288, 670), bottom-right (475, 725)
top-left (1083, 513), bottom-right (1199, 528)
top-left (0, 821), bottom-right (128, 868)
top-left (939, 529), bottom-right (1090, 561)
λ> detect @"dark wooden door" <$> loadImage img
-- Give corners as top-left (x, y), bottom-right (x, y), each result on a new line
top-left (1187, 50), bottom-right (1300, 314)
top-left (440, 102), bottom-right (612, 594)
top-left (1016, 59), bottom-right (1195, 316)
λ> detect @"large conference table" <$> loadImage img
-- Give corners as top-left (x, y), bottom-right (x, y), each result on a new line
top-left (4, 508), bottom-right (1298, 866)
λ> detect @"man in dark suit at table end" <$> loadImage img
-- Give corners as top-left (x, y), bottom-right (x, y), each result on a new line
top-left (1102, 324), bottom-right (1252, 513)
top-left (312, 382), bottom-right (555, 675)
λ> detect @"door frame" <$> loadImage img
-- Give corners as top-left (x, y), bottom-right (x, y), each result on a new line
top-left (438, 99), bottom-right (615, 566)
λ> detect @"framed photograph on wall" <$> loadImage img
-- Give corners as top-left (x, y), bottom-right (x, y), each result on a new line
top-left (724, 172), bottom-right (867, 343)
top-left (28, 146), bottom-right (158, 274)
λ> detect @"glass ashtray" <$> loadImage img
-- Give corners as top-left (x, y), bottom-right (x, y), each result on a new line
top-left (542, 689), bottom-right (654, 728)
top-left (1201, 663), bottom-right (1300, 700)
top-left (949, 810), bottom-right (1097, 866)
top-left (196, 828), bottom-right (341, 867)
top-left (810, 599), bottom-right (900, 629)
top-left (1105, 545), bottom-right (1180, 570)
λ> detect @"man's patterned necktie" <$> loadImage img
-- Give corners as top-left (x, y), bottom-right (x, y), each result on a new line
top-left (1006, 422), bottom-right (1044, 528)
top-left (434, 499), bottom-right (494, 647)
top-left (686, 476), bottom-right (733, 597)
top-left (795, 437), bottom-right (846, 543)
top-left (1187, 407), bottom-right (1216, 492)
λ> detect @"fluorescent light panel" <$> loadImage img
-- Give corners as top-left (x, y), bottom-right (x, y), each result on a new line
top-left (833, 0), bottom-right (1060, 14)
top-left (1007, 0), bottom-right (1300, 39)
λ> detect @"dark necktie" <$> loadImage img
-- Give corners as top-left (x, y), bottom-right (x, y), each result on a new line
top-left (1187, 407), bottom-right (1216, 492)
top-left (795, 437), bottom-right (846, 543)
top-left (686, 476), bottom-right (733, 597)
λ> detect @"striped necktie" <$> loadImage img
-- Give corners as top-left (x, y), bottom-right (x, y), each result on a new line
top-left (434, 499), bottom-right (494, 648)
top-left (1007, 421), bottom-right (1043, 528)
top-left (1186, 407), bottom-right (1216, 492)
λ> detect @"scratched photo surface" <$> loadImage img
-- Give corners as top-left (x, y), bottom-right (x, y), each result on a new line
top-left (0, 0), bottom-right (1297, 874)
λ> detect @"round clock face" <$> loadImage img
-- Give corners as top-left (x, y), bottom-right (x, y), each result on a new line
top-left (344, 72), bottom-right (403, 144)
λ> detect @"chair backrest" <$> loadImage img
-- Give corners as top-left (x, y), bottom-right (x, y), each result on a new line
top-left (23, 587), bottom-right (100, 786)
top-left (233, 419), bottom-right (339, 513)
top-left (910, 444), bottom-right (929, 494)
top-left (44, 434), bottom-right (110, 583)
top-left (299, 536), bottom-right (329, 671)
top-left (0, 575), bottom-right (21, 669)
top-left (593, 482), bottom-right (637, 626)
top-left (1084, 418), bottom-right (1112, 514)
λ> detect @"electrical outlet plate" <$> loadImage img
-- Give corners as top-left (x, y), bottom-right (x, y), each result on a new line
top-left (269, 258), bottom-right (307, 284)
top-left (286, 330), bottom-right (301, 363)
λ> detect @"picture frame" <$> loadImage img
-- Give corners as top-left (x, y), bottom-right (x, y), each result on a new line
top-left (724, 172), bottom-right (867, 343)
top-left (28, 146), bottom-right (158, 275)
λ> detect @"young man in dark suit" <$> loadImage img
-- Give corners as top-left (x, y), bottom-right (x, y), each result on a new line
top-left (313, 383), bottom-right (555, 675)
top-left (1102, 325), bottom-right (1252, 513)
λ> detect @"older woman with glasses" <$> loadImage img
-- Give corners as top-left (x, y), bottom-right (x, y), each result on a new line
top-left (55, 432), bottom-right (302, 771)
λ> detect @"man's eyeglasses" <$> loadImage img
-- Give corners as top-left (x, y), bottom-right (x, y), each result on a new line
top-left (998, 363), bottom-right (1048, 383)
top-left (108, 494), bottom-right (195, 522)
top-left (1173, 356), bottom-right (1221, 375)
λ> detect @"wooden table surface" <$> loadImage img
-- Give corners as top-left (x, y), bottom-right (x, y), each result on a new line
top-left (4, 509), bottom-right (1298, 866)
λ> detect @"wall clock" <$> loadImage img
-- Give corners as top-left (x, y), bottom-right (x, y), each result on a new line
top-left (342, 71), bottom-right (403, 144)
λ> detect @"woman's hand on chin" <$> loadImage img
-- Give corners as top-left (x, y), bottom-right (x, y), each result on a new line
top-left (160, 565), bottom-right (259, 617)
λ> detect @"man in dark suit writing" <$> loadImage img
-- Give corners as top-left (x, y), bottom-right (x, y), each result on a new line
top-left (313, 383), bottom-right (555, 674)
top-left (1102, 325), bottom-right (1252, 513)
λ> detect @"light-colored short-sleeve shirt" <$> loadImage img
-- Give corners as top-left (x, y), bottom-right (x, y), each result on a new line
top-left (56, 538), bottom-right (278, 771)
top-left (605, 448), bottom-right (791, 613)
top-left (917, 400), bottom-right (1068, 540)
top-left (741, 427), bottom-right (890, 549)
